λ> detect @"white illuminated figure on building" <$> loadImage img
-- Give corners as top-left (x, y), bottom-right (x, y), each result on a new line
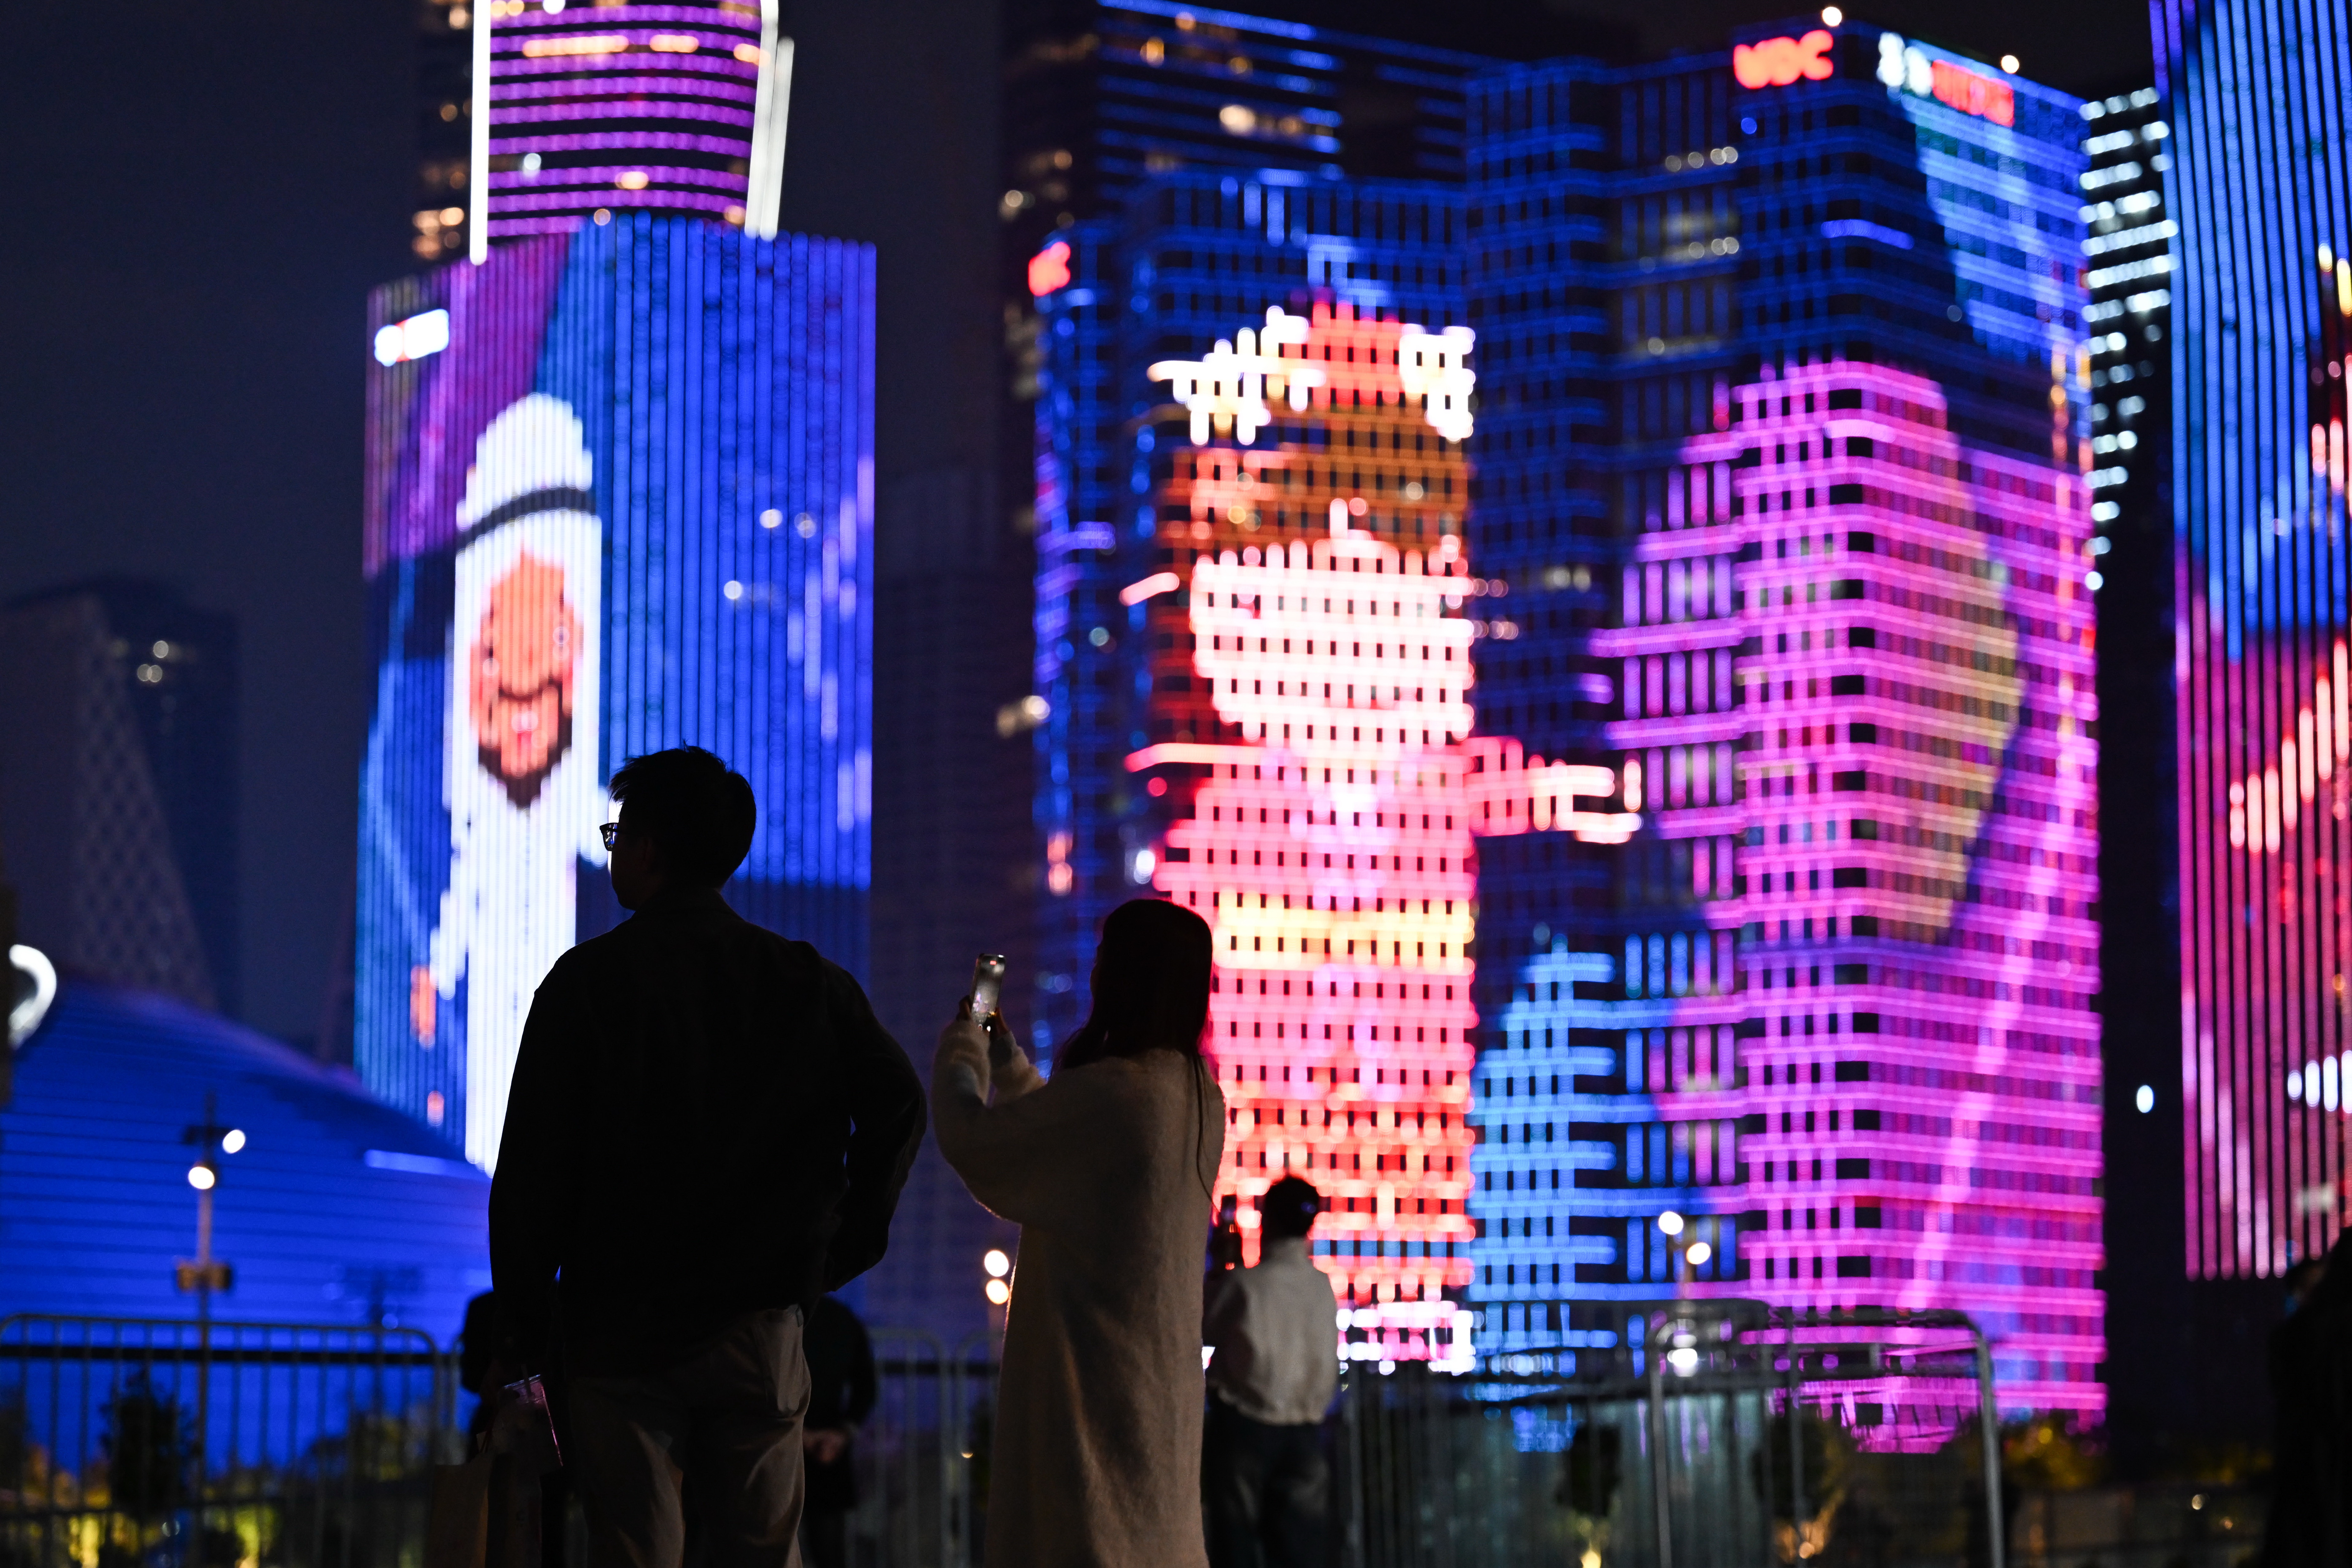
top-left (410, 393), bottom-right (608, 1170)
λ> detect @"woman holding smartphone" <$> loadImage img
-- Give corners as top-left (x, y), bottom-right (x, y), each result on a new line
top-left (933, 898), bottom-right (1225, 1568)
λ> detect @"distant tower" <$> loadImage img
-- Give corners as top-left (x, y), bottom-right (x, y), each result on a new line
top-left (411, 0), bottom-right (795, 263)
top-left (0, 592), bottom-right (219, 1010)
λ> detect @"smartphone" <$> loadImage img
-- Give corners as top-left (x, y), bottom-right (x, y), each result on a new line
top-left (970, 954), bottom-right (1007, 1024)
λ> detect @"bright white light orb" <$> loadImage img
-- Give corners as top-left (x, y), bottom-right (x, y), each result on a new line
top-left (983, 1248), bottom-right (1011, 1278)
top-left (1657, 1210), bottom-right (1685, 1236)
top-left (1686, 1241), bottom-right (1713, 1267)
top-left (188, 1166), bottom-right (216, 1191)
top-left (221, 1129), bottom-right (246, 1154)
top-left (984, 1279), bottom-right (1011, 1305)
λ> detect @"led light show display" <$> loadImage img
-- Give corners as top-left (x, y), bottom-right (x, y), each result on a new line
top-left (360, 217), bottom-right (874, 1170)
top-left (1032, 177), bottom-right (1507, 1364)
top-left (469, 0), bottom-right (792, 251)
top-left (1465, 26), bottom-right (2100, 1423)
top-left (1145, 301), bottom-right (1493, 1368)
top-left (2162, 0), bottom-right (2352, 1279)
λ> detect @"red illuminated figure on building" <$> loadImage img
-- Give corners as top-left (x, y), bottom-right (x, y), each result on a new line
top-left (467, 553), bottom-right (584, 807)
top-left (1126, 302), bottom-right (1630, 1367)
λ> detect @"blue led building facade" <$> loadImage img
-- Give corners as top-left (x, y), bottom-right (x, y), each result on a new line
top-left (1462, 25), bottom-right (2102, 1419)
top-left (358, 219), bottom-right (875, 1171)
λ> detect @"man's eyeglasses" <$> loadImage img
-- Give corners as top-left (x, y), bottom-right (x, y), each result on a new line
top-left (599, 822), bottom-right (625, 851)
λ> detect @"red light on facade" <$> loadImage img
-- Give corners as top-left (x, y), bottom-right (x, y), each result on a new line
top-left (1930, 59), bottom-right (2016, 126)
top-left (1028, 240), bottom-right (1073, 297)
top-left (1732, 30), bottom-right (1835, 90)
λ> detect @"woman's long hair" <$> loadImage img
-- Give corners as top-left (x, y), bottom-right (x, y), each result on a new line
top-left (1056, 897), bottom-right (1213, 1071)
top-left (1056, 898), bottom-right (1217, 1197)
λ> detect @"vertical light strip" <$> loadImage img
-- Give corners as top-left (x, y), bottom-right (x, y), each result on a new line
top-left (745, 18), bottom-right (794, 240)
top-left (2165, 0), bottom-right (2352, 1278)
top-left (467, 0), bottom-right (491, 265)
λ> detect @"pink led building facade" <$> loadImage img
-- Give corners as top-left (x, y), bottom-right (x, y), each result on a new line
top-left (2174, 215), bottom-right (2352, 1271)
top-left (1671, 360), bottom-right (2102, 1417)
top-left (1126, 298), bottom-right (1588, 1368)
top-left (469, 0), bottom-right (792, 249)
top-left (1460, 30), bottom-right (2102, 1426)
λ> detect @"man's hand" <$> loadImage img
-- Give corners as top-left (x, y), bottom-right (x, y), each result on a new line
top-left (804, 1427), bottom-right (850, 1464)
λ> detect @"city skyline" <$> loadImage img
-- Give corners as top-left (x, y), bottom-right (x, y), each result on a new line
top-left (0, 0), bottom-right (2213, 1442)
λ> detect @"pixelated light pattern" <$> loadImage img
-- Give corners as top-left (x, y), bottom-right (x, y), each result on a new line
top-left (358, 218), bottom-right (874, 1170)
top-left (1463, 34), bottom-right (2100, 1433)
top-left (476, 0), bottom-right (789, 241)
top-left (1124, 296), bottom-right (1542, 1369)
top-left (2166, 0), bottom-right (2352, 1279)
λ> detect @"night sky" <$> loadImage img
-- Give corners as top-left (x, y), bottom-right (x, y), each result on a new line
top-left (0, 0), bottom-right (2149, 1043)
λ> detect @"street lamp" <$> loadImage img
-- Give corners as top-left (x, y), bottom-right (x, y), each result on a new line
top-left (1655, 1211), bottom-right (1711, 1294)
top-left (983, 1248), bottom-right (1012, 1306)
top-left (176, 1093), bottom-right (242, 1318)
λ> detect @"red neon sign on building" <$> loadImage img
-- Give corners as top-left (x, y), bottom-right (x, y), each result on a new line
top-left (1732, 30), bottom-right (1835, 90)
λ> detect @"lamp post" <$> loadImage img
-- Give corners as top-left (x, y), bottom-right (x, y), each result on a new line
top-left (177, 1093), bottom-right (243, 1322)
top-left (1655, 1210), bottom-right (1713, 1297)
top-left (983, 1247), bottom-right (1012, 1352)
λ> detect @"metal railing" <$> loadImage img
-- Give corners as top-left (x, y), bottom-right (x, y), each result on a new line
top-left (0, 1316), bottom-right (997, 1568)
top-left (0, 1306), bottom-right (2011, 1568)
top-left (1337, 1300), bottom-right (2008, 1568)
top-left (0, 1315), bottom-right (454, 1566)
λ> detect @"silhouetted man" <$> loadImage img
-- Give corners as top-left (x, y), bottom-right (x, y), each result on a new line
top-left (1202, 1176), bottom-right (1338, 1568)
top-left (491, 746), bottom-right (924, 1566)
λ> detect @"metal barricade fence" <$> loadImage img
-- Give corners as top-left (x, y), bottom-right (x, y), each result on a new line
top-left (0, 1315), bottom-right (454, 1567)
top-left (1336, 1300), bottom-right (2006, 1568)
top-left (833, 1328), bottom-right (994, 1568)
top-left (0, 1307), bottom-right (2000, 1568)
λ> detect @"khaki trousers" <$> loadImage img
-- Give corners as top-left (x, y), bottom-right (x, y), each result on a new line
top-left (568, 1307), bottom-right (810, 1568)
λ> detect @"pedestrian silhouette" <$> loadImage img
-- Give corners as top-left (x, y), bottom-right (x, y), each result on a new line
top-left (491, 746), bottom-right (924, 1565)
top-left (933, 897), bottom-right (1225, 1568)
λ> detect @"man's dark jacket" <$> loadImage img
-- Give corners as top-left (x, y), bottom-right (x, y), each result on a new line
top-left (489, 888), bottom-right (925, 1374)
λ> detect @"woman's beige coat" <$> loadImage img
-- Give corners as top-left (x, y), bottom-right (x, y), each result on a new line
top-left (933, 1027), bottom-right (1224, 1568)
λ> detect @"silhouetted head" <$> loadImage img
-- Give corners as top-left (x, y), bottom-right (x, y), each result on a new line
top-left (1058, 898), bottom-right (1213, 1071)
top-left (1259, 1175), bottom-right (1322, 1241)
top-left (608, 747), bottom-right (756, 906)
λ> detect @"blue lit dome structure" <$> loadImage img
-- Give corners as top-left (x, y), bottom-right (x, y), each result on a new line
top-left (0, 982), bottom-right (488, 1343)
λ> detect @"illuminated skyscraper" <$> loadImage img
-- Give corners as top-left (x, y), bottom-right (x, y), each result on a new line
top-left (411, 0), bottom-right (794, 262)
top-left (1033, 176), bottom-right (1510, 1362)
top-left (2080, 86), bottom-right (2172, 524)
top-left (1030, 22), bottom-right (2105, 1413)
top-left (1463, 25), bottom-right (2102, 1423)
top-left (358, 221), bottom-right (873, 1169)
top-left (2162, 0), bottom-right (2352, 1279)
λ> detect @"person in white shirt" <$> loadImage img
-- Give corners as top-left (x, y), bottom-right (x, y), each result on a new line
top-left (1202, 1175), bottom-right (1338, 1568)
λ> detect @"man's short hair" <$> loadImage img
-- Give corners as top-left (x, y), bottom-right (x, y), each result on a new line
top-left (1260, 1175), bottom-right (1322, 1241)
top-left (609, 747), bottom-right (756, 887)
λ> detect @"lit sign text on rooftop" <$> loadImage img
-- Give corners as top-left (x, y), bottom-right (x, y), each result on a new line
top-left (1878, 33), bottom-right (2015, 127)
top-left (1731, 30), bottom-right (1834, 89)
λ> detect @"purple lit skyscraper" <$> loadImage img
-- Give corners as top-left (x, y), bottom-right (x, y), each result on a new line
top-left (1463, 23), bottom-right (2102, 1428)
top-left (464, 0), bottom-right (795, 257)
